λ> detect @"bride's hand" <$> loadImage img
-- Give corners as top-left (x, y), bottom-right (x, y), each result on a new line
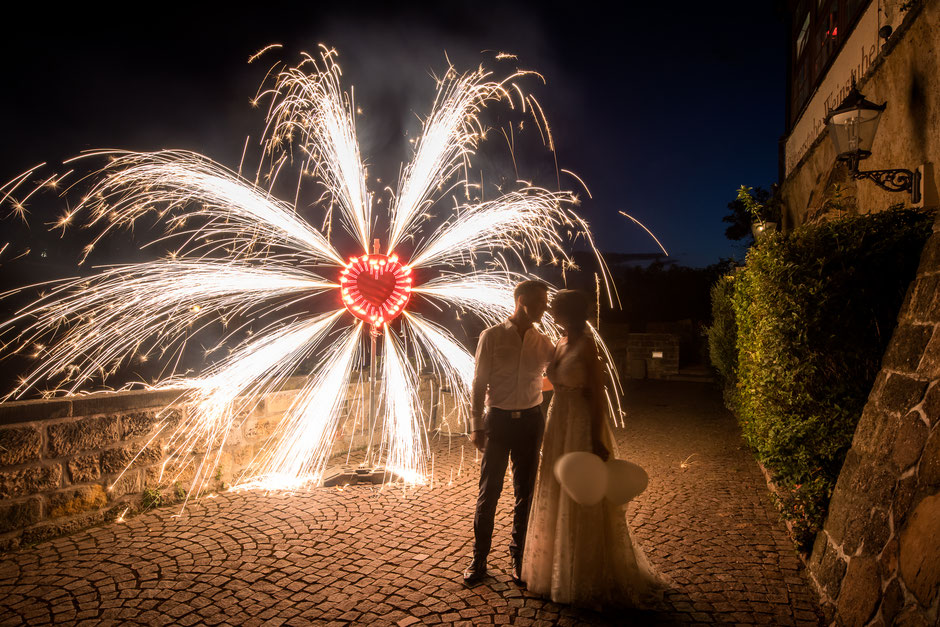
top-left (592, 439), bottom-right (609, 461)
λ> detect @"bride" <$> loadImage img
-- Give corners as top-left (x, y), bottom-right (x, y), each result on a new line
top-left (521, 289), bottom-right (663, 607)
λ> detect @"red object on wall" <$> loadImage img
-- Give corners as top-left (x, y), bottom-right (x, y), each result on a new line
top-left (339, 253), bottom-right (413, 325)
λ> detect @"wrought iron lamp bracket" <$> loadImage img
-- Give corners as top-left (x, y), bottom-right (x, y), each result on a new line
top-left (854, 167), bottom-right (919, 197)
top-left (842, 155), bottom-right (922, 203)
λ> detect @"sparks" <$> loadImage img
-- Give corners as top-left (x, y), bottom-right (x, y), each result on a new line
top-left (0, 47), bottom-right (621, 502)
top-left (619, 210), bottom-right (669, 257)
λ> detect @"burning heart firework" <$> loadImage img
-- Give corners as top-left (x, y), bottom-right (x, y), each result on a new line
top-left (0, 45), bottom-right (620, 502)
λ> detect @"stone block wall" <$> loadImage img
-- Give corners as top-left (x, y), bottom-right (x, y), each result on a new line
top-left (0, 373), bottom-right (447, 553)
top-left (623, 333), bottom-right (680, 379)
top-left (807, 215), bottom-right (940, 625)
top-left (0, 385), bottom-right (294, 553)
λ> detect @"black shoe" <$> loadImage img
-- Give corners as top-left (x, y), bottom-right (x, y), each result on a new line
top-left (463, 558), bottom-right (487, 585)
top-left (510, 556), bottom-right (525, 587)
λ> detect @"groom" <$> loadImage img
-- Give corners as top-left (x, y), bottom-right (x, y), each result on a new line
top-left (464, 280), bottom-right (554, 585)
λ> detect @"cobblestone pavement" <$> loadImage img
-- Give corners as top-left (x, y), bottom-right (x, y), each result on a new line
top-left (0, 381), bottom-right (823, 626)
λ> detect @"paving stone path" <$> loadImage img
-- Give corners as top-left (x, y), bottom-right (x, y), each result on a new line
top-left (0, 380), bottom-right (823, 625)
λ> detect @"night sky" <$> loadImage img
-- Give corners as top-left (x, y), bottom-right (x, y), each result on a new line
top-left (0, 1), bottom-right (787, 271)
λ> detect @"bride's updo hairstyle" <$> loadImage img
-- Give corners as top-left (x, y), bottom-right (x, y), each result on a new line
top-left (550, 289), bottom-right (590, 332)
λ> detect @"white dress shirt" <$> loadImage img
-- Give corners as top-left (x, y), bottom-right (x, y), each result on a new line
top-left (470, 319), bottom-right (555, 431)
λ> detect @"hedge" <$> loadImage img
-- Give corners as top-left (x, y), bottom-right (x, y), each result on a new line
top-left (707, 273), bottom-right (737, 389)
top-left (708, 208), bottom-right (934, 549)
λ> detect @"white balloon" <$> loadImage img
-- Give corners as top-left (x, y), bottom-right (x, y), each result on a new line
top-left (604, 458), bottom-right (649, 505)
top-left (554, 451), bottom-right (608, 506)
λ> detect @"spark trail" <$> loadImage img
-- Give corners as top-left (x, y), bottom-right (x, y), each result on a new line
top-left (0, 46), bottom-right (625, 501)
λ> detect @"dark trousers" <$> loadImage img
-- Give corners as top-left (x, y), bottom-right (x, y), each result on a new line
top-left (472, 405), bottom-right (544, 563)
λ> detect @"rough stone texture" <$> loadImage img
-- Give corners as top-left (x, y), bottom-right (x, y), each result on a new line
top-left (0, 381), bottom-right (824, 626)
top-left (0, 498), bottom-right (41, 534)
top-left (919, 427), bottom-right (940, 487)
top-left (835, 462), bottom-right (895, 555)
top-left (880, 577), bottom-right (904, 624)
top-left (242, 415), bottom-right (279, 440)
top-left (144, 461), bottom-right (196, 489)
top-left (918, 236), bottom-right (940, 277)
top-left (47, 415), bottom-right (120, 457)
top-left (0, 383), bottom-right (321, 549)
top-left (47, 485), bottom-right (107, 518)
top-left (893, 606), bottom-right (936, 627)
top-left (878, 374), bottom-right (928, 416)
top-left (892, 475), bottom-right (920, 530)
top-left (0, 427), bottom-right (41, 466)
top-left (921, 382), bottom-right (940, 427)
top-left (66, 454), bottom-right (101, 483)
top-left (215, 446), bottom-right (255, 480)
top-left (0, 376), bottom-right (394, 555)
top-left (856, 507), bottom-right (891, 556)
top-left (0, 465), bottom-right (61, 500)
top-left (809, 535), bottom-right (846, 599)
top-left (883, 324), bottom-right (935, 371)
top-left (263, 385), bottom-right (309, 415)
top-left (836, 557), bottom-right (880, 627)
top-left (898, 492), bottom-right (940, 607)
top-left (807, 199), bottom-right (940, 625)
top-left (99, 444), bottom-right (163, 474)
top-left (892, 412), bottom-right (929, 470)
top-left (916, 326), bottom-right (940, 375)
top-left (796, 119), bottom-right (940, 626)
top-left (906, 275), bottom-right (940, 324)
top-left (121, 410), bottom-right (164, 438)
top-left (894, 607), bottom-right (931, 627)
top-left (880, 537), bottom-right (900, 576)
top-left (107, 470), bottom-right (141, 501)
top-left (19, 509), bottom-right (109, 547)
top-left (852, 404), bottom-right (897, 455)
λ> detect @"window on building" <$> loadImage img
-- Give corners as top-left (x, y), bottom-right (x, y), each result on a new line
top-left (796, 12), bottom-right (811, 58)
top-left (789, 0), bottom-right (871, 129)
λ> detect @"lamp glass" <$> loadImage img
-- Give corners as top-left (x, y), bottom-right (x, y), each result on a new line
top-left (827, 106), bottom-right (882, 159)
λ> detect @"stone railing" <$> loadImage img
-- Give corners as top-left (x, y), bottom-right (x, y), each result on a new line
top-left (0, 373), bottom-right (449, 553)
top-left (806, 213), bottom-right (940, 625)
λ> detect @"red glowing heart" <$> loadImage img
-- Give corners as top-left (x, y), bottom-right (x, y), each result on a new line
top-left (339, 254), bottom-right (413, 325)
top-left (356, 269), bottom-right (397, 308)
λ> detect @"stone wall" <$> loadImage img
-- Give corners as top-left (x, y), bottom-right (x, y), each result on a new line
top-left (780, 0), bottom-right (940, 230)
top-left (0, 374), bottom-right (446, 553)
top-left (623, 333), bottom-right (680, 379)
top-left (806, 214), bottom-right (940, 625)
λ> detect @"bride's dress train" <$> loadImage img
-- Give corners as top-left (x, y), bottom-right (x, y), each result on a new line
top-left (521, 338), bottom-right (664, 607)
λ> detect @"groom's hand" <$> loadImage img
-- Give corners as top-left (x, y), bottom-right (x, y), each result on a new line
top-left (471, 430), bottom-right (486, 452)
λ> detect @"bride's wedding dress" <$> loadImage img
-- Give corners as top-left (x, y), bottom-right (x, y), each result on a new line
top-left (521, 336), bottom-right (663, 607)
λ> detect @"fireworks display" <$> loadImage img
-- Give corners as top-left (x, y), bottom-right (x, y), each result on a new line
top-left (0, 45), bottom-right (621, 501)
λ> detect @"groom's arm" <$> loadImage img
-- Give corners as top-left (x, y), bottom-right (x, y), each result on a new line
top-left (470, 330), bottom-right (492, 450)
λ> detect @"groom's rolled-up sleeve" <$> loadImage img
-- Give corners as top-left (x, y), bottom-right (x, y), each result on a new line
top-left (470, 329), bottom-right (492, 432)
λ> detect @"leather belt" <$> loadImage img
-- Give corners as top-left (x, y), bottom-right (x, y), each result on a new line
top-left (489, 405), bottom-right (540, 419)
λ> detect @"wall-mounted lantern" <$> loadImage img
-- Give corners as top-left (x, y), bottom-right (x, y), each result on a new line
top-left (825, 87), bottom-right (921, 203)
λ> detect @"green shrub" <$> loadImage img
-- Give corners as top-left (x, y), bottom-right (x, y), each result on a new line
top-left (728, 207), bottom-right (933, 549)
top-left (707, 273), bottom-right (738, 387)
top-left (141, 487), bottom-right (162, 510)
